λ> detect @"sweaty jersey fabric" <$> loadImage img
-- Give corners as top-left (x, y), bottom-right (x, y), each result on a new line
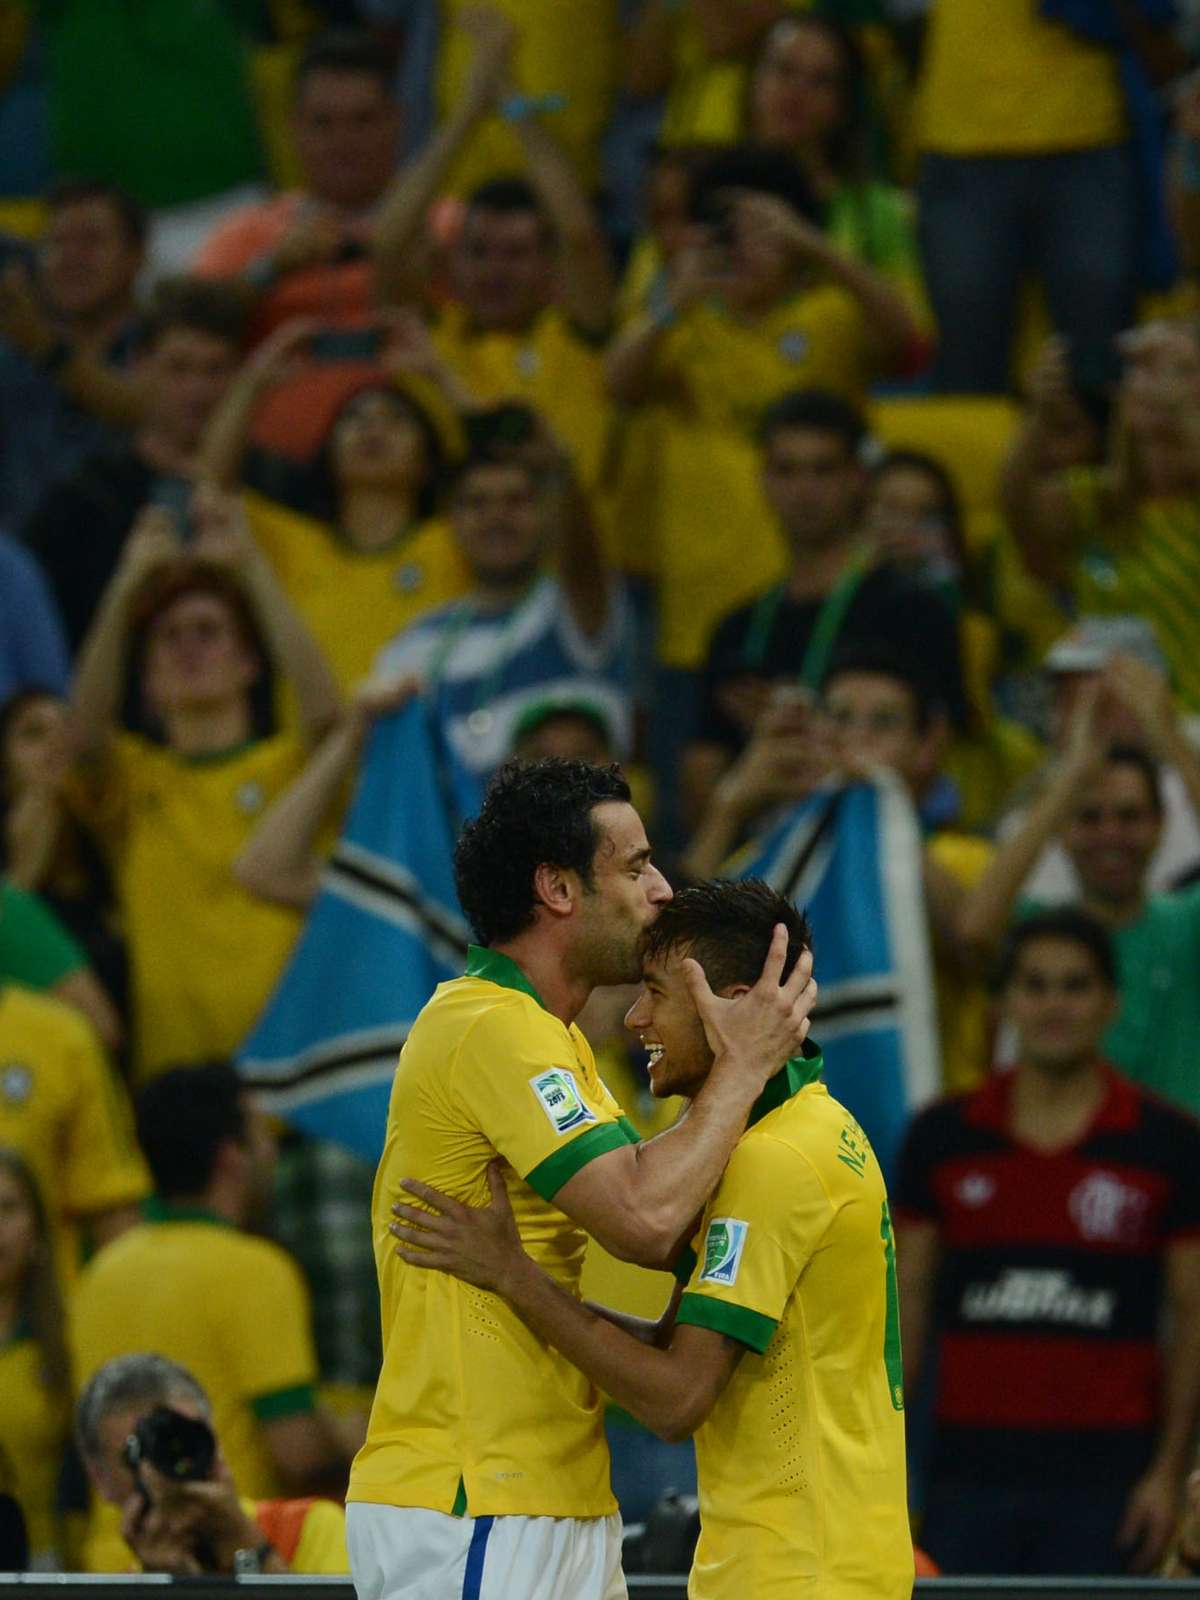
top-left (349, 945), bottom-right (637, 1519)
top-left (675, 1050), bottom-right (912, 1599)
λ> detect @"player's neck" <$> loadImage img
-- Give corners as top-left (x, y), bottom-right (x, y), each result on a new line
top-left (491, 933), bottom-right (590, 1026)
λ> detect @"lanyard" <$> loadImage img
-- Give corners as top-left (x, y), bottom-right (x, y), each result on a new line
top-left (742, 545), bottom-right (872, 690)
top-left (423, 579), bottom-right (542, 729)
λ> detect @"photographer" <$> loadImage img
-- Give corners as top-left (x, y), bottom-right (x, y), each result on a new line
top-left (76, 1354), bottom-right (348, 1575)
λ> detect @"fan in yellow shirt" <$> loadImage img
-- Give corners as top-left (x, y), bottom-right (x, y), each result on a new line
top-left (0, 1149), bottom-right (74, 1567)
top-left (391, 881), bottom-right (912, 1600)
top-left (374, 12), bottom-right (618, 498)
top-left (69, 487), bottom-right (341, 1081)
top-left (0, 986), bottom-right (147, 1277)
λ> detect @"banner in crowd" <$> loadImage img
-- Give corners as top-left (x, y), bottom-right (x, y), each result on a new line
top-left (734, 773), bottom-right (942, 1178)
top-left (239, 699), bottom-right (481, 1161)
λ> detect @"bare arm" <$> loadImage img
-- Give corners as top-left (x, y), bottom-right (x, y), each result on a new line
top-left (1104, 653), bottom-right (1200, 831)
top-left (510, 112), bottom-right (615, 338)
top-left (895, 1217), bottom-right (940, 1394)
top-left (195, 320), bottom-right (315, 490)
top-left (394, 1165), bottom-right (741, 1440)
top-left (554, 933), bottom-right (817, 1266)
top-left (70, 511), bottom-right (182, 762)
top-left (51, 968), bottom-right (123, 1053)
top-left (604, 233), bottom-right (723, 405)
top-left (1121, 1240), bottom-right (1200, 1573)
top-left (374, 8), bottom-right (514, 306)
top-left (191, 490), bottom-right (341, 748)
top-left (234, 678), bottom-right (418, 908)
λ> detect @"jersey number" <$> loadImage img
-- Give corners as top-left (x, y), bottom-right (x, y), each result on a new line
top-left (880, 1200), bottom-right (904, 1412)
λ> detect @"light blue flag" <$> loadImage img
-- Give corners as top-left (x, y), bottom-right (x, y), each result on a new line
top-left (733, 772), bottom-right (941, 1178)
top-left (239, 699), bottom-right (482, 1162)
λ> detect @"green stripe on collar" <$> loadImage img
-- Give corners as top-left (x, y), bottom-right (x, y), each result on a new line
top-left (142, 1196), bottom-right (234, 1229)
top-left (465, 944), bottom-right (547, 1011)
top-left (747, 1039), bottom-right (824, 1129)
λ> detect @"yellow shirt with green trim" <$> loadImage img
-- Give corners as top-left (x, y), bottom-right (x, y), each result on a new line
top-left (72, 1200), bottom-right (319, 1501)
top-left (675, 1051), bottom-right (912, 1599)
top-left (1064, 472), bottom-right (1200, 713)
top-left (0, 983), bottom-right (148, 1283)
top-left (0, 1334), bottom-right (69, 1564)
top-left (244, 491), bottom-right (471, 697)
top-left (349, 944), bottom-right (637, 1519)
top-left (78, 732), bottom-right (306, 1080)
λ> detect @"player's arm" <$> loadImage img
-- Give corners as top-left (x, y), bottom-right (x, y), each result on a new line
top-left (551, 934), bottom-right (816, 1268)
top-left (394, 1165), bottom-right (742, 1440)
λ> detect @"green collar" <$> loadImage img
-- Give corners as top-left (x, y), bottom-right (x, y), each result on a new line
top-left (465, 944), bottom-right (548, 1012)
top-left (748, 1039), bottom-right (824, 1128)
top-left (176, 738), bottom-right (257, 768)
top-left (142, 1196), bottom-right (234, 1229)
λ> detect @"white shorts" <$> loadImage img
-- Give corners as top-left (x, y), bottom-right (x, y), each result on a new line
top-left (346, 1501), bottom-right (627, 1600)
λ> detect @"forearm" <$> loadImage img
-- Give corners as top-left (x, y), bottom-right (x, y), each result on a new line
top-left (70, 576), bottom-right (137, 757)
top-left (59, 348), bottom-right (145, 430)
top-left (682, 784), bottom-right (751, 879)
top-left (554, 472), bottom-right (610, 637)
top-left (375, 109), bottom-right (486, 303)
top-left (513, 117), bottom-right (614, 336)
top-left (604, 313), bottom-right (668, 405)
top-left (1153, 1301), bottom-right (1200, 1479)
top-left (506, 1256), bottom-right (691, 1436)
top-left (234, 715), bottom-right (363, 906)
top-left (241, 562), bottom-right (341, 744)
top-left (813, 241), bottom-right (920, 369)
top-left (955, 775), bottom-right (1075, 953)
top-left (196, 370), bottom-right (271, 490)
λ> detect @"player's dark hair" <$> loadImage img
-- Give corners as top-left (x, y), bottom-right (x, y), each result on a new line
top-left (294, 29), bottom-right (394, 98)
top-left (821, 645), bottom-right (947, 733)
top-left (1103, 743), bottom-right (1164, 818)
top-left (641, 879), bottom-right (812, 993)
top-left (994, 907), bottom-right (1118, 993)
top-left (758, 386), bottom-right (867, 459)
top-left (139, 276), bottom-right (248, 355)
top-left (46, 177), bottom-right (147, 249)
top-left (455, 758), bottom-right (632, 945)
top-left (135, 1063), bottom-right (248, 1198)
top-left (463, 177), bottom-right (552, 249)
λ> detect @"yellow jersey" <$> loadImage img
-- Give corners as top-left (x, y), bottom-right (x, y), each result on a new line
top-left (435, 0), bottom-right (617, 193)
top-left (0, 984), bottom-right (147, 1276)
top-left (433, 304), bottom-right (614, 493)
top-left (0, 1336), bottom-right (69, 1564)
top-left (349, 944), bottom-right (639, 1519)
top-left (72, 1202), bottom-right (319, 1503)
top-left (1066, 473), bottom-right (1200, 713)
top-left (81, 733), bottom-right (306, 1080)
top-left (244, 493), bottom-right (471, 695)
top-left (675, 1053), bottom-right (912, 1599)
top-left (919, 0), bottom-right (1125, 154)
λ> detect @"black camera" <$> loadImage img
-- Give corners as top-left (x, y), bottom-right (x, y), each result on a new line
top-left (121, 1406), bottom-right (216, 1484)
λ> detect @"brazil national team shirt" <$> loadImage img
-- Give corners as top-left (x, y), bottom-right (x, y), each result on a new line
top-left (675, 1048), bottom-right (912, 1600)
top-left (348, 945), bottom-right (639, 1519)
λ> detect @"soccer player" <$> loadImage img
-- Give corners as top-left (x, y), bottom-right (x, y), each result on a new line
top-left (389, 878), bottom-right (913, 1599)
top-left (346, 764), bottom-right (818, 1600)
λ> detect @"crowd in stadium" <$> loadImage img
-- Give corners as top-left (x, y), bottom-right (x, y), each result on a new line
top-left (3, 0), bottom-right (1200, 1587)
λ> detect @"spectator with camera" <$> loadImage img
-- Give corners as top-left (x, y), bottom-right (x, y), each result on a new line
top-left (25, 278), bottom-right (248, 654)
top-left (0, 181), bottom-right (146, 531)
top-left (76, 1353), bottom-right (349, 1576)
top-left (194, 31), bottom-right (402, 339)
top-left (72, 1064), bottom-right (355, 1571)
top-left (68, 484), bottom-right (339, 1081)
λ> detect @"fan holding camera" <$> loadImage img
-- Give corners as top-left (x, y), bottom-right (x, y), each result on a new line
top-left (76, 1354), bottom-right (349, 1576)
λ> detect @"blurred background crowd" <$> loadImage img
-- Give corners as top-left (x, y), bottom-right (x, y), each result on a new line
top-left (4, 0), bottom-right (1200, 1583)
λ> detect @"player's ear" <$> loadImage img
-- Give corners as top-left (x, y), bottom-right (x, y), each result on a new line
top-left (531, 861), bottom-right (575, 919)
top-left (718, 981), bottom-right (752, 1000)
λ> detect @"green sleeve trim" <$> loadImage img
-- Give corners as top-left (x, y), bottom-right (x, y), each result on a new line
top-left (675, 1293), bottom-right (778, 1355)
top-left (616, 1115), bottom-right (641, 1145)
top-left (672, 1246), bottom-right (698, 1286)
top-left (250, 1382), bottom-right (316, 1422)
top-left (524, 1120), bottom-right (635, 1202)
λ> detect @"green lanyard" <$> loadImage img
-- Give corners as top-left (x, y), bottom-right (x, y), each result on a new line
top-left (742, 545), bottom-right (872, 690)
top-left (423, 579), bottom-right (543, 730)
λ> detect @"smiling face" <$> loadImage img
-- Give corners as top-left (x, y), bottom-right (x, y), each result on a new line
top-left (1062, 761), bottom-right (1162, 907)
top-left (570, 801), bottom-right (674, 988)
top-left (625, 946), bottom-right (715, 1101)
top-left (1003, 936), bottom-right (1117, 1076)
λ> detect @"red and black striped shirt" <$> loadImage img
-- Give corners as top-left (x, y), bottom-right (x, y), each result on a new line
top-left (894, 1065), bottom-right (1200, 1482)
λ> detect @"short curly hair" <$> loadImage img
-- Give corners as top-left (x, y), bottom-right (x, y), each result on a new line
top-left (454, 758), bottom-right (632, 945)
